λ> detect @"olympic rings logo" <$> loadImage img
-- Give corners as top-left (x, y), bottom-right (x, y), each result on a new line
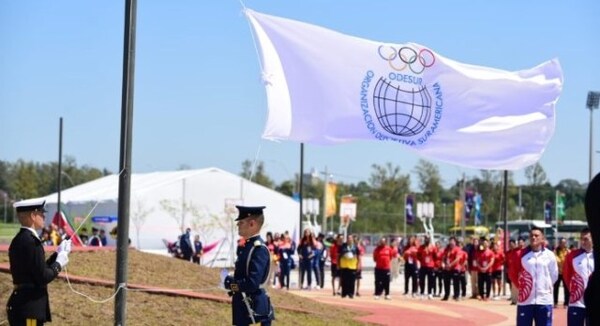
top-left (377, 45), bottom-right (435, 74)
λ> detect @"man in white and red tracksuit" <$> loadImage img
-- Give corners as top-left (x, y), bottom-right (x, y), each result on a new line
top-left (563, 228), bottom-right (594, 326)
top-left (515, 226), bottom-right (558, 326)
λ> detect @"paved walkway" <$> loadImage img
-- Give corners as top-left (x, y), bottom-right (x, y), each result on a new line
top-left (285, 273), bottom-right (568, 326)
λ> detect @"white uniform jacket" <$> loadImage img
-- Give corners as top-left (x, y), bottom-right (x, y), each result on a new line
top-left (516, 247), bottom-right (558, 306)
top-left (564, 249), bottom-right (594, 308)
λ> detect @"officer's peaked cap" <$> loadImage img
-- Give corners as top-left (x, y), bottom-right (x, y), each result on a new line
top-left (235, 205), bottom-right (266, 221)
top-left (14, 199), bottom-right (47, 213)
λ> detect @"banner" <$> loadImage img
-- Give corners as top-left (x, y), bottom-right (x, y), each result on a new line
top-left (405, 194), bottom-right (415, 225)
top-left (454, 200), bottom-right (464, 227)
top-left (474, 193), bottom-right (483, 225)
top-left (325, 182), bottom-right (337, 217)
top-left (544, 201), bottom-right (553, 224)
top-left (245, 9), bottom-right (563, 170)
top-left (465, 190), bottom-right (475, 223)
top-left (556, 191), bottom-right (566, 224)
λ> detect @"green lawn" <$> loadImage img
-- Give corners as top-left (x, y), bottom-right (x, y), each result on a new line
top-left (0, 223), bottom-right (20, 243)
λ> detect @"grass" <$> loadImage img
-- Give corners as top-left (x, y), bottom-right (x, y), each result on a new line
top-left (0, 249), bottom-right (372, 325)
top-left (0, 223), bottom-right (20, 244)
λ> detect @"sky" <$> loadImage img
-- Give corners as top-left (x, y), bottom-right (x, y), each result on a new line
top-left (1, 1), bottom-right (600, 190)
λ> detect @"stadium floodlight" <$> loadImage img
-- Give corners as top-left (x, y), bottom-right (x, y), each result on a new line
top-left (586, 91), bottom-right (600, 181)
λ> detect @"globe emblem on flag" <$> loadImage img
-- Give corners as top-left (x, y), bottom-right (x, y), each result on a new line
top-left (372, 77), bottom-right (432, 137)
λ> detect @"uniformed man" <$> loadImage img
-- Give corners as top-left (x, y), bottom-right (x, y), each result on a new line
top-left (6, 200), bottom-right (71, 326)
top-left (224, 206), bottom-right (275, 326)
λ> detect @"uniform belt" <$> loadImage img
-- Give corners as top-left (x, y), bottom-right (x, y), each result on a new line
top-left (13, 283), bottom-right (46, 290)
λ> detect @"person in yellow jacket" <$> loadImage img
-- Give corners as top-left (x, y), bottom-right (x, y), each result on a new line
top-left (338, 235), bottom-right (360, 298)
top-left (553, 237), bottom-right (570, 308)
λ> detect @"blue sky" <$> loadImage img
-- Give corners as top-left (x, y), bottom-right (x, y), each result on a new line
top-left (1, 1), bottom-right (599, 189)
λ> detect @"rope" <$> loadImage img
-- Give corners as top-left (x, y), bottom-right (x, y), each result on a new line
top-left (248, 142), bottom-right (263, 183)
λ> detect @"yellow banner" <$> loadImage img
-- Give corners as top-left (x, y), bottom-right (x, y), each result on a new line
top-left (325, 182), bottom-right (337, 217)
top-left (454, 200), bottom-right (463, 227)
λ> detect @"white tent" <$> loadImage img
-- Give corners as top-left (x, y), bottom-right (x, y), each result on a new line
top-left (16, 167), bottom-right (300, 265)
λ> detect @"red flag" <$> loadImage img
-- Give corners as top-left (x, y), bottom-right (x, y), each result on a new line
top-left (52, 211), bottom-right (84, 246)
top-left (202, 238), bottom-right (222, 254)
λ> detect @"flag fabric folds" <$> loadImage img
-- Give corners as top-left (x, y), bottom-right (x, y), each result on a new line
top-left (52, 211), bottom-right (84, 246)
top-left (245, 9), bottom-right (563, 170)
top-left (556, 191), bottom-right (566, 224)
top-left (325, 182), bottom-right (337, 217)
top-left (474, 193), bottom-right (483, 226)
top-left (544, 201), bottom-right (553, 225)
top-left (465, 191), bottom-right (475, 223)
top-left (454, 200), bottom-right (464, 227)
top-left (405, 194), bottom-right (415, 225)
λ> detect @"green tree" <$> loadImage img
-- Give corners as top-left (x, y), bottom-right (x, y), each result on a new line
top-left (522, 163), bottom-right (552, 220)
top-left (10, 160), bottom-right (40, 200)
top-left (413, 159), bottom-right (443, 204)
top-left (354, 163), bottom-right (411, 233)
top-left (275, 179), bottom-right (297, 197)
top-left (240, 160), bottom-right (274, 189)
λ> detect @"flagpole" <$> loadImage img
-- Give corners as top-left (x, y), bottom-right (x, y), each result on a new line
top-left (321, 166), bottom-right (328, 233)
top-left (115, 0), bottom-right (137, 324)
top-left (554, 190), bottom-right (558, 247)
top-left (403, 194), bottom-right (407, 239)
top-left (298, 143), bottom-right (304, 286)
top-left (501, 170), bottom-right (508, 296)
top-left (460, 174), bottom-right (466, 241)
top-left (57, 117), bottom-right (63, 221)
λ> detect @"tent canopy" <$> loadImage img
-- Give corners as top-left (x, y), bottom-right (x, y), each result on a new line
top-left (16, 168), bottom-right (300, 256)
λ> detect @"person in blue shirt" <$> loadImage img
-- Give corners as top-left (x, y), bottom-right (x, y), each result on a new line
top-left (179, 228), bottom-right (194, 261)
top-left (192, 234), bottom-right (203, 265)
top-left (297, 228), bottom-right (316, 289)
top-left (277, 232), bottom-right (294, 290)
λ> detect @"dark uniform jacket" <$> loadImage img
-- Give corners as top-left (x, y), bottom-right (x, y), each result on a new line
top-left (232, 235), bottom-right (274, 325)
top-left (6, 228), bottom-right (62, 322)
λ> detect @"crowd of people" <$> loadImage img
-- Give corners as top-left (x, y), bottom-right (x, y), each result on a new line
top-left (255, 226), bottom-right (593, 326)
top-left (39, 224), bottom-right (108, 247)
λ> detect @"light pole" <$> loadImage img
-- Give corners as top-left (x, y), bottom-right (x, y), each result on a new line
top-left (442, 202), bottom-right (447, 234)
top-left (586, 91), bottom-right (600, 181)
top-left (2, 191), bottom-right (7, 223)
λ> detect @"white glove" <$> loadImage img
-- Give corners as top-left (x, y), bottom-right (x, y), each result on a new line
top-left (57, 239), bottom-right (72, 254)
top-left (56, 251), bottom-right (69, 268)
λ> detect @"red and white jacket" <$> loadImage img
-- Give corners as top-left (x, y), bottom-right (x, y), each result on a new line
top-left (563, 248), bottom-right (594, 308)
top-left (515, 247), bottom-right (558, 305)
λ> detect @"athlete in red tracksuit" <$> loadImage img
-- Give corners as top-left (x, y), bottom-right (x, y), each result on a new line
top-left (491, 242), bottom-right (505, 299)
top-left (477, 238), bottom-right (495, 301)
top-left (441, 237), bottom-right (462, 301)
top-left (417, 236), bottom-right (438, 299)
top-left (373, 237), bottom-right (396, 299)
top-left (403, 237), bottom-right (419, 296)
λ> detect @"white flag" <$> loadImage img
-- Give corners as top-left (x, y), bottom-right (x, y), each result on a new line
top-left (245, 9), bottom-right (563, 170)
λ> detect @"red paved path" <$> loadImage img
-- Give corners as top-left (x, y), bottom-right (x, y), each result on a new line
top-left (291, 289), bottom-right (568, 326)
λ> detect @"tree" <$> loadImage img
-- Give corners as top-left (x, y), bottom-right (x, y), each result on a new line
top-left (131, 199), bottom-right (154, 249)
top-left (275, 179), bottom-right (297, 197)
top-left (160, 199), bottom-right (200, 233)
top-left (524, 163), bottom-right (547, 186)
top-left (522, 163), bottom-right (553, 220)
top-left (413, 159), bottom-right (443, 204)
top-left (356, 163), bottom-right (411, 233)
top-left (240, 160), bottom-right (274, 189)
top-left (10, 160), bottom-right (40, 200)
